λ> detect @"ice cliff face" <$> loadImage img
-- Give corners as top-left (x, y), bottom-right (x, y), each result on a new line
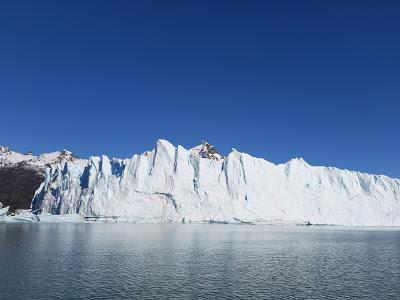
top-left (31, 139), bottom-right (400, 226)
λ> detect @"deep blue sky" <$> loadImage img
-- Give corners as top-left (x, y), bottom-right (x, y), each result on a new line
top-left (1, 1), bottom-right (399, 177)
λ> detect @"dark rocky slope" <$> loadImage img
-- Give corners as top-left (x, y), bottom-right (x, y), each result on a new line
top-left (0, 164), bottom-right (44, 211)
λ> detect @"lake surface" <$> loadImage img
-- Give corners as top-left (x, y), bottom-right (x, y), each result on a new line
top-left (1, 224), bottom-right (400, 299)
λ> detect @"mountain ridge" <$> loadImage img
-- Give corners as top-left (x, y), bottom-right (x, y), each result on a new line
top-left (1, 141), bottom-right (396, 179)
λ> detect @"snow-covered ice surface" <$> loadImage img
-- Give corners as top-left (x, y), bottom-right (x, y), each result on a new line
top-left (0, 210), bottom-right (39, 223)
top-left (28, 139), bottom-right (400, 226)
top-left (0, 146), bottom-right (86, 168)
top-left (38, 213), bottom-right (85, 223)
top-left (0, 206), bottom-right (9, 217)
top-left (0, 210), bottom-right (84, 223)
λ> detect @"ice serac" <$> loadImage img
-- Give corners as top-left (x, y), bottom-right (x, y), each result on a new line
top-left (31, 139), bottom-right (400, 226)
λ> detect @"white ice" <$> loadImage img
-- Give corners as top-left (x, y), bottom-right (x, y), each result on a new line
top-left (30, 139), bottom-right (400, 226)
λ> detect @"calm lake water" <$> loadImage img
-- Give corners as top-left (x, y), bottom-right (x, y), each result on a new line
top-left (1, 224), bottom-right (400, 299)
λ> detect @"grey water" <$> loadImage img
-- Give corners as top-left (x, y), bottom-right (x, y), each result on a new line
top-left (1, 224), bottom-right (400, 300)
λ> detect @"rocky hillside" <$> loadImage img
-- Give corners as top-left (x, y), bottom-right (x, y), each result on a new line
top-left (0, 146), bottom-right (83, 212)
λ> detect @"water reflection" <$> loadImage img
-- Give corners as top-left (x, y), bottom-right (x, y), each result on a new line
top-left (1, 224), bottom-right (400, 299)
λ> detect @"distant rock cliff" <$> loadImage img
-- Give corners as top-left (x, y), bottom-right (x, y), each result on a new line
top-left (0, 164), bottom-right (44, 211)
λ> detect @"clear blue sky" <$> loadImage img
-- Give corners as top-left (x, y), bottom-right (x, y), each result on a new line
top-left (0, 1), bottom-right (399, 177)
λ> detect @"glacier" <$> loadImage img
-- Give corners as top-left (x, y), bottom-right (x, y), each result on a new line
top-left (30, 139), bottom-right (400, 226)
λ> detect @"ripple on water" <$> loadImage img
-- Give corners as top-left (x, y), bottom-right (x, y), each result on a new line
top-left (0, 224), bottom-right (400, 299)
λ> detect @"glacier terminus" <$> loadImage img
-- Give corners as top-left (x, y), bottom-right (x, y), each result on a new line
top-left (15, 139), bottom-right (399, 226)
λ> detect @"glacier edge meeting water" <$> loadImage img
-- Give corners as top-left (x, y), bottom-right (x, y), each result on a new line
top-left (19, 139), bottom-right (400, 226)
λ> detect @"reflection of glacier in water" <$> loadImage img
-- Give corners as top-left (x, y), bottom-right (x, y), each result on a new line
top-left (1, 224), bottom-right (400, 299)
top-left (31, 139), bottom-right (400, 226)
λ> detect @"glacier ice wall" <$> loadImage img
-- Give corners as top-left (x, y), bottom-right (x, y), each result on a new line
top-left (32, 139), bottom-right (400, 226)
